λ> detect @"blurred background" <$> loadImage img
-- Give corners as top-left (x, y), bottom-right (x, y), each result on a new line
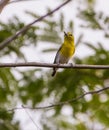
top-left (0, 0), bottom-right (109, 130)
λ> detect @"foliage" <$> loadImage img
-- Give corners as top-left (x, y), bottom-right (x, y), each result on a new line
top-left (0, 0), bottom-right (109, 130)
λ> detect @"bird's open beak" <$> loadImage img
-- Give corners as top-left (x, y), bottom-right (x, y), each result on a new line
top-left (64, 31), bottom-right (67, 36)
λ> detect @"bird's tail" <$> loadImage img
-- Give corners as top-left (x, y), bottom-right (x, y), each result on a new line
top-left (51, 68), bottom-right (57, 77)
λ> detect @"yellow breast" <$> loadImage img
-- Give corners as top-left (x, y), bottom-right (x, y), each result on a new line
top-left (60, 44), bottom-right (75, 58)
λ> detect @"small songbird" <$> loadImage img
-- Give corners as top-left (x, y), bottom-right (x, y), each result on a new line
top-left (51, 31), bottom-right (75, 76)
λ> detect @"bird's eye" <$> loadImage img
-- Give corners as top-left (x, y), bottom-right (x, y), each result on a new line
top-left (69, 34), bottom-right (72, 36)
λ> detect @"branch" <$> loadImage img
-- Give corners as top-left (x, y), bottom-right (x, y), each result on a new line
top-left (8, 86), bottom-right (109, 111)
top-left (9, 0), bottom-right (36, 4)
top-left (0, 0), bottom-right (10, 13)
top-left (0, 62), bottom-right (109, 69)
top-left (0, 0), bottom-right (72, 50)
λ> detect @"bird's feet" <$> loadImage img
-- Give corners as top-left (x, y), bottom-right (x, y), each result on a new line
top-left (57, 63), bottom-right (60, 68)
top-left (69, 63), bottom-right (74, 67)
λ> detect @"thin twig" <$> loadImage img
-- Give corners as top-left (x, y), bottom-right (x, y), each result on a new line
top-left (23, 108), bottom-right (41, 130)
top-left (0, 62), bottom-right (109, 69)
top-left (8, 86), bottom-right (109, 111)
top-left (0, 0), bottom-right (10, 13)
top-left (9, 0), bottom-right (36, 4)
top-left (0, 0), bottom-right (72, 50)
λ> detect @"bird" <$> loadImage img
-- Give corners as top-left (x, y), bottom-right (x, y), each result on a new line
top-left (51, 31), bottom-right (75, 76)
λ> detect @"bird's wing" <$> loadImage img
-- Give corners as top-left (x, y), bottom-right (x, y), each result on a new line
top-left (53, 45), bottom-right (63, 64)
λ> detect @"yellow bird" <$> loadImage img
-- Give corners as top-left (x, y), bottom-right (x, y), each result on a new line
top-left (51, 31), bottom-right (75, 76)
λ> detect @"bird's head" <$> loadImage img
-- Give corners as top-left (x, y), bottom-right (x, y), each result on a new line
top-left (64, 31), bottom-right (74, 42)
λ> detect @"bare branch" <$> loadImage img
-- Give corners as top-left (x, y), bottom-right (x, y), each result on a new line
top-left (0, 0), bottom-right (10, 13)
top-left (9, 0), bottom-right (36, 4)
top-left (0, 0), bottom-right (72, 50)
top-left (8, 86), bottom-right (109, 111)
top-left (0, 62), bottom-right (109, 69)
top-left (24, 108), bottom-right (41, 130)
